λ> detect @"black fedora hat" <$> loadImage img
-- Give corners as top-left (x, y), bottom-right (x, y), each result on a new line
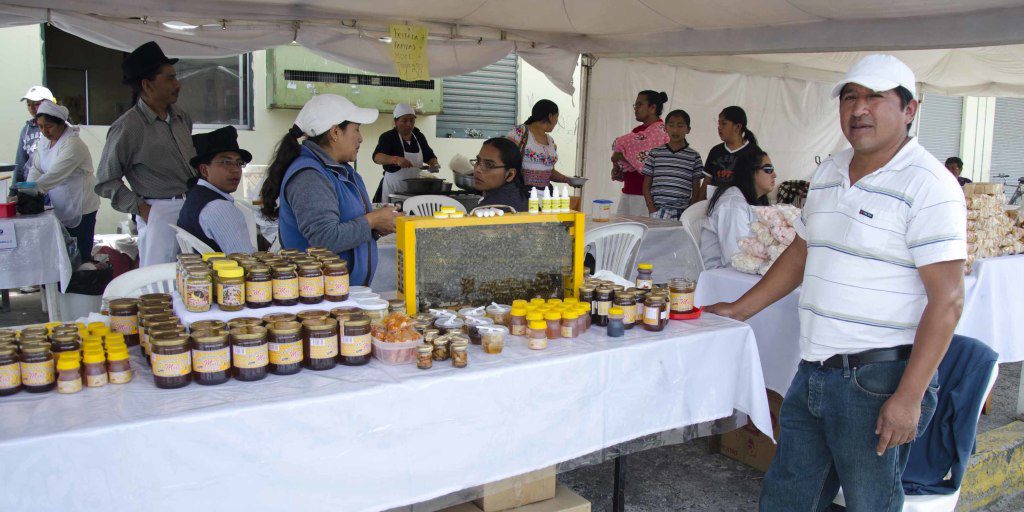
top-left (122, 41), bottom-right (178, 85)
top-left (190, 126), bottom-right (253, 169)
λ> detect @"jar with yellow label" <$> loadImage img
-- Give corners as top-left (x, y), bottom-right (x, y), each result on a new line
top-left (267, 321), bottom-right (303, 375)
top-left (191, 331), bottom-right (231, 385)
top-left (184, 269), bottom-right (214, 313)
top-left (245, 265), bottom-right (273, 308)
top-left (109, 298), bottom-right (140, 345)
top-left (323, 261), bottom-right (350, 302)
top-left (594, 287), bottom-right (613, 327)
top-left (230, 326), bottom-right (269, 382)
top-left (83, 350), bottom-right (108, 388)
top-left (272, 265), bottom-right (299, 306)
top-left (303, 318), bottom-right (339, 371)
top-left (615, 293), bottom-right (637, 330)
top-left (0, 347), bottom-right (21, 395)
top-left (19, 343), bottom-right (54, 393)
top-left (216, 267), bottom-right (246, 312)
top-left (340, 317), bottom-right (372, 366)
top-left (151, 336), bottom-right (192, 389)
top-left (298, 263), bottom-right (325, 305)
top-left (669, 278), bottom-right (696, 316)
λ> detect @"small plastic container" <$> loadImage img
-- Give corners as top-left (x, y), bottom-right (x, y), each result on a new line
top-left (607, 307), bottom-right (625, 337)
top-left (544, 312), bottom-right (562, 340)
top-left (348, 286), bottom-right (371, 295)
top-left (451, 340), bottom-right (469, 368)
top-left (458, 306), bottom-right (487, 318)
top-left (561, 312), bottom-right (579, 339)
top-left (371, 335), bottom-right (423, 365)
top-left (351, 291), bottom-right (381, 302)
top-left (592, 199), bottom-right (613, 222)
top-left (434, 316), bottom-right (465, 334)
top-left (509, 307), bottom-right (528, 336)
top-left (463, 315), bottom-right (495, 345)
top-left (479, 325), bottom-right (508, 354)
top-left (485, 304), bottom-right (512, 326)
top-left (359, 299), bottom-right (390, 325)
top-left (527, 321), bottom-right (548, 350)
top-left (417, 344), bottom-right (433, 369)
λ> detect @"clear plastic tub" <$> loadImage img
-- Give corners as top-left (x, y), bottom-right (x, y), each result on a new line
top-left (371, 335), bottom-right (423, 365)
top-left (592, 199), bottom-right (613, 222)
top-left (351, 291), bottom-right (382, 302)
top-left (478, 325), bottom-right (508, 354)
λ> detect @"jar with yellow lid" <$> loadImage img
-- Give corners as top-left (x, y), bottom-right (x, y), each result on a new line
top-left (201, 252), bottom-right (226, 262)
top-left (107, 347), bottom-right (133, 384)
top-left (83, 350), bottom-right (108, 388)
top-left (56, 356), bottom-right (83, 394)
top-left (527, 321), bottom-right (548, 350)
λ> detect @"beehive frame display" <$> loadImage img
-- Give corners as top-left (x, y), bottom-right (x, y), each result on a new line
top-left (395, 212), bottom-right (586, 314)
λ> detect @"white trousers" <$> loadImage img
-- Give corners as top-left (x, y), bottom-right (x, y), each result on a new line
top-left (137, 198), bottom-right (185, 267)
top-left (616, 193), bottom-right (649, 217)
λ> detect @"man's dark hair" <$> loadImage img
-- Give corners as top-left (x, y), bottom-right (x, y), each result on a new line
top-left (945, 156), bottom-right (964, 168)
top-left (130, 67), bottom-right (162, 104)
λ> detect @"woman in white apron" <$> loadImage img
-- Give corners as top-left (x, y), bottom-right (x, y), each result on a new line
top-left (372, 103), bottom-right (439, 201)
top-left (27, 100), bottom-right (101, 262)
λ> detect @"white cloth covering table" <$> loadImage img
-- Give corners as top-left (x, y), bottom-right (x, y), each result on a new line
top-left (0, 315), bottom-right (770, 512)
top-left (695, 256), bottom-right (1023, 397)
top-left (0, 210), bottom-right (73, 321)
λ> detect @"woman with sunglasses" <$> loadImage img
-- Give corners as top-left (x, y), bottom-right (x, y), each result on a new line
top-left (700, 147), bottom-right (776, 269)
top-left (472, 137), bottom-right (528, 212)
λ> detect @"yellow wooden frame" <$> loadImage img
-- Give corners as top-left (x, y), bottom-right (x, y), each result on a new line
top-left (395, 212), bottom-right (586, 314)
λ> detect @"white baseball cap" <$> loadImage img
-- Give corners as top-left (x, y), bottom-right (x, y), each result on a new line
top-left (294, 94), bottom-right (379, 137)
top-left (21, 86), bottom-right (55, 103)
top-left (393, 103), bottom-right (417, 119)
top-left (36, 100), bottom-right (69, 122)
top-left (830, 54), bottom-right (917, 100)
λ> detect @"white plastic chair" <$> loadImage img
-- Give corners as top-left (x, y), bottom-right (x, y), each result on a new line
top-left (584, 222), bottom-right (648, 279)
top-left (234, 201), bottom-right (260, 248)
top-left (833, 364), bottom-right (1000, 511)
top-left (102, 263), bottom-right (176, 299)
top-left (401, 195), bottom-right (467, 217)
top-left (680, 200), bottom-right (708, 242)
top-left (169, 224), bottom-right (215, 254)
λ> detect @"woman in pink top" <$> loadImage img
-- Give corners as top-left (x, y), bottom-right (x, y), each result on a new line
top-left (612, 90), bottom-right (670, 216)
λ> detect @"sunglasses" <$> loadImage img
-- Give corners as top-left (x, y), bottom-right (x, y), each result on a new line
top-left (756, 164), bottom-right (775, 175)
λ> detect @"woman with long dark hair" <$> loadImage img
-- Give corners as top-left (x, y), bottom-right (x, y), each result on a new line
top-left (612, 90), bottom-right (670, 216)
top-left (258, 94), bottom-right (400, 286)
top-left (473, 137), bottom-right (528, 212)
top-left (506, 99), bottom-right (573, 189)
top-left (698, 106), bottom-right (760, 201)
top-left (700, 147), bottom-right (776, 269)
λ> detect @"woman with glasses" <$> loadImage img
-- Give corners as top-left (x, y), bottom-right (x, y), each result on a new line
top-left (473, 137), bottom-right (528, 212)
top-left (177, 126), bottom-right (256, 254)
top-left (700, 147), bottom-right (776, 269)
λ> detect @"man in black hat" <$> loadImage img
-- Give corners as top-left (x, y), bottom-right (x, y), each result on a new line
top-left (95, 41), bottom-right (197, 266)
top-left (176, 126), bottom-right (255, 254)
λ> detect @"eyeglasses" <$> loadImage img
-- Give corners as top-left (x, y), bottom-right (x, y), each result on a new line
top-left (211, 159), bottom-right (247, 169)
top-left (471, 158), bottom-right (506, 171)
top-left (756, 164), bottom-right (775, 175)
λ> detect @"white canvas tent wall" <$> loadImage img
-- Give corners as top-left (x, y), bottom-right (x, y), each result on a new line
top-left (3, 0), bottom-right (1024, 205)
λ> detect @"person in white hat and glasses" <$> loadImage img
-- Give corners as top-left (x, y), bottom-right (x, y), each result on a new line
top-left (13, 86), bottom-right (56, 188)
top-left (371, 103), bottom-right (440, 201)
top-left (27, 100), bottom-right (102, 262)
top-left (706, 54), bottom-right (967, 511)
top-left (258, 94), bottom-right (401, 287)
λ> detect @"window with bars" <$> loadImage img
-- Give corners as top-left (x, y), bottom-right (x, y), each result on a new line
top-left (436, 55), bottom-right (518, 139)
top-left (282, 70), bottom-right (435, 90)
top-left (916, 93), bottom-right (964, 164)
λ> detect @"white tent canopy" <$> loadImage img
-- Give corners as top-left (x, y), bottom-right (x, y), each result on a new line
top-left (4, 1), bottom-right (1024, 96)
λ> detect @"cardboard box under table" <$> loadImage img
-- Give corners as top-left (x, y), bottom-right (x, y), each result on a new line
top-left (717, 389), bottom-right (784, 472)
top-left (395, 212), bottom-right (586, 314)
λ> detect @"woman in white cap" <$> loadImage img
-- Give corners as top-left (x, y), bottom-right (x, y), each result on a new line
top-left (371, 103), bottom-right (440, 201)
top-left (13, 86), bottom-right (56, 188)
top-left (27, 99), bottom-right (102, 261)
top-left (259, 94), bottom-right (400, 287)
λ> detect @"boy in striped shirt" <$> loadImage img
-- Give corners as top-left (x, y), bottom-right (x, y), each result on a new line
top-left (707, 55), bottom-right (966, 511)
top-left (642, 109), bottom-right (704, 220)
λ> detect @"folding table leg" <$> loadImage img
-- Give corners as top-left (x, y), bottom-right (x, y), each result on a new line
top-left (43, 283), bottom-right (61, 322)
top-left (613, 454), bottom-right (628, 512)
top-left (0, 289), bottom-right (9, 313)
top-left (1017, 370), bottom-right (1024, 419)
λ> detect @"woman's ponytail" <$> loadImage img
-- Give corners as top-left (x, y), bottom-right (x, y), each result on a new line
top-left (259, 126), bottom-right (304, 219)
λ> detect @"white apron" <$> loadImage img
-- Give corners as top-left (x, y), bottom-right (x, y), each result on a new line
top-left (137, 198), bottom-right (185, 267)
top-left (35, 130), bottom-right (84, 229)
top-left (380, 133), bottom-right (424, 200)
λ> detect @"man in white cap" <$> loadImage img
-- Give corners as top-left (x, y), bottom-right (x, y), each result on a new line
top-left (13, 86), bottom-right (56, 187)
top-left (371, 103), bottom-right (439, 201)
top-left (707, 55), bottom-right (966, 510)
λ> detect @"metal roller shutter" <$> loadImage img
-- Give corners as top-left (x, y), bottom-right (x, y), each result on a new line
top-left (437, 54), bottom-right (518, 139)
top-left (992, 98), bottom-right (1024, 189)
top-left (916, 93), bottom-right (963, 164)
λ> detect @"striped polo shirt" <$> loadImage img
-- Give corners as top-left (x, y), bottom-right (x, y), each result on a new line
top-left (793, 138), bottom-right (967, 362)
top-left (642, 144), bottom-right (705, 209)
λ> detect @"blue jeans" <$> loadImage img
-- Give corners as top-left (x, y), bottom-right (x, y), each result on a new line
top-left (759, 359), bottom-right (939, 512)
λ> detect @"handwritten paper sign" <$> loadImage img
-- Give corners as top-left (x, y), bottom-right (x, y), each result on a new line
top-left (389, 24), bottom-right (430, 82)
top-left (0, 220), bottom-right (16, 250)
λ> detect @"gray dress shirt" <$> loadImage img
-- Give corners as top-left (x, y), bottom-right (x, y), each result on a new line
top-left (94, 101), bottom-right (197, 214)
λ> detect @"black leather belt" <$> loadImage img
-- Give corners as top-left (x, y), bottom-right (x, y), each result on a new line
top-left (816, 345), bottom-right (913, 369)
top-left (143, 194), bottom-right (187, 200)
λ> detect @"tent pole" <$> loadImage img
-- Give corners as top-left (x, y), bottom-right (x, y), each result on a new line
top-left (575, 54), bottom-right (596, 189)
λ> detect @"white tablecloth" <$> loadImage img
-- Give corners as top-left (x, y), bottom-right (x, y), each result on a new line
top-left (0, 315), bottom-right (770, 512)
top-left (695, 256), bottom-right (1024, 395)
top-left (0, 211), bottom-right (72, 292)
top-left (372, 215), bottom-right (701, 292)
